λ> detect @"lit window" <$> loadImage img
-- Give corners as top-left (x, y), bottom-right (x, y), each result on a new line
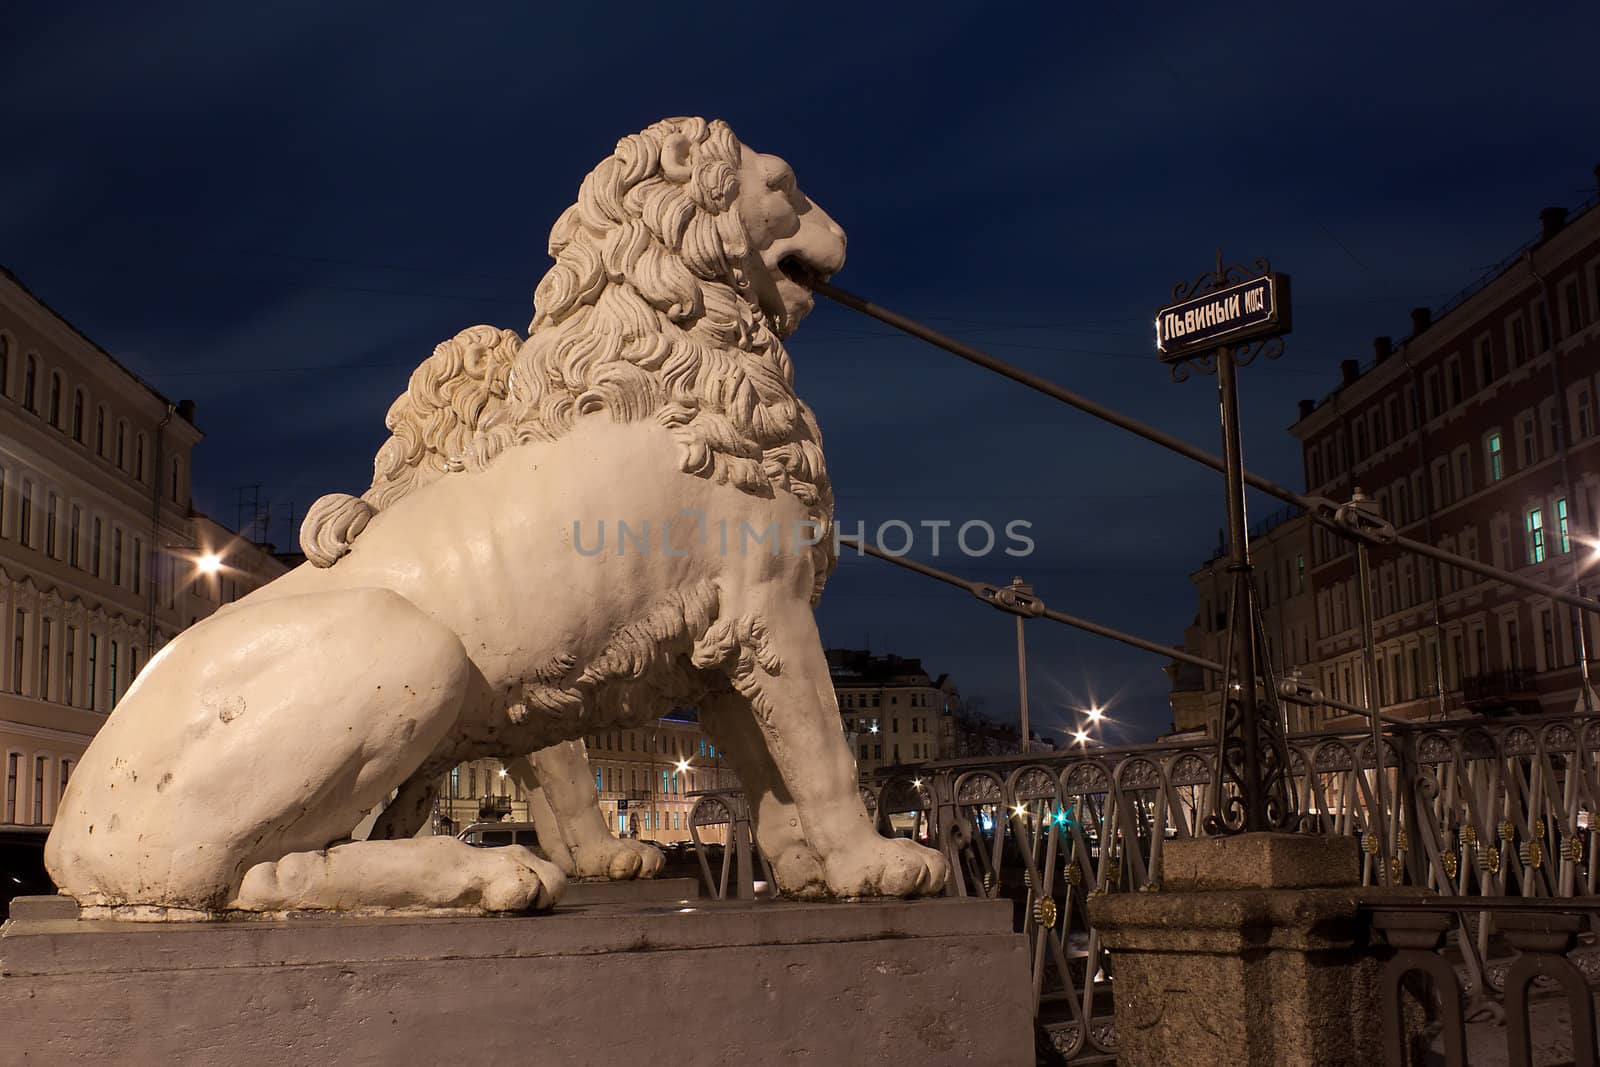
top-left (1487, 433), bottom-right (1504, 481)
top-left (1527, 508), bottom-right (1545, 565)
top-left (1557, 498), bottom-right (1570, 554)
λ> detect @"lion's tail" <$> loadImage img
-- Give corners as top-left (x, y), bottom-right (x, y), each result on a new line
top-left (300, 493), bottom-right (377, 568)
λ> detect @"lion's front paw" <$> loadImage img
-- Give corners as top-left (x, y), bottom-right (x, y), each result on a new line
top-left (823, 836), bottom-right (949, 899)
top-left (479, 845), bottom-right (568, 911)
top-left (570, 837), bottom-right (664, 881)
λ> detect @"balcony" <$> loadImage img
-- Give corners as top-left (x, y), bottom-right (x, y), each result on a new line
top-left (1460, 669), bottom-right (1539, 713)
top-left (477, 795), bottom-right (513, 821)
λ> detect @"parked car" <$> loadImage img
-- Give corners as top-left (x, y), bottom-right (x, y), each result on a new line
top-left (1, 827), bottom-right (55, 920)
top-left (457, 822), bottom-right (542, 852)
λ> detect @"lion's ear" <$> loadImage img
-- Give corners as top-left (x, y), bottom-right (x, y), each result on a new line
top-left (660, 134), bottom-right (693, 182)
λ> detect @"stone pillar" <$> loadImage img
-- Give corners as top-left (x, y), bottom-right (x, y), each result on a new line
top-left (1089, 833), bottom-right (1384, 1067)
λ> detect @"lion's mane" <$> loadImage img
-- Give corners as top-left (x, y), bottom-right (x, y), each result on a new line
top-left (302, 117), bottom-right (835, 599)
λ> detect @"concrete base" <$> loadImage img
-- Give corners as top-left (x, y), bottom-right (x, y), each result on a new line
top-left (560, 876), bottom-right (700, 906)
top-left (1, 897), bottom-right (1031, 1066)
top-left (1090, 833), bottom-right (1385, 1067)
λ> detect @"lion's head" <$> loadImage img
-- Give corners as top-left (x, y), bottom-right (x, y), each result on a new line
top-left (302, 117), bottom-right (845, 601)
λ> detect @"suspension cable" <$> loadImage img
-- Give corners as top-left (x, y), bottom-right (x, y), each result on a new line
top-left (839, 536), bottom-right (1409, 726)
top-left (807, 277), bottom-right (1600, 618)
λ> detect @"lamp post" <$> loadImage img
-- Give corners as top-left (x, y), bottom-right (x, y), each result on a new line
top-left (1336, 487), bottom-right (1395, 882)
top-left (1157, 255), bottom-right (1294, 835)
top-left (991, 577), bottom-right (1039, 755)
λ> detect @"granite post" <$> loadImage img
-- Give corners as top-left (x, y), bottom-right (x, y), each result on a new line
top-left (1089, 833), bottom-right (1386, 1066)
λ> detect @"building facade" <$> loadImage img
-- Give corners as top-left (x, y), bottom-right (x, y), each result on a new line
top-left (1, 267), bottom-right (287, 828)
top-left (435, 713), bottom-right (736, 844)
top-left (1170, 175), bottom-right (1600, 732)
top-left (827, 648), bottom-right (959, 774)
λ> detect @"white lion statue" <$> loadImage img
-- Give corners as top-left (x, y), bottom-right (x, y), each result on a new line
top-left (46, 116), bottom-right (948, 918)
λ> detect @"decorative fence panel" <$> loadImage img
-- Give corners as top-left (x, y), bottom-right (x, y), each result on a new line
top-left (688, 712), bottom-right (1599, 1062)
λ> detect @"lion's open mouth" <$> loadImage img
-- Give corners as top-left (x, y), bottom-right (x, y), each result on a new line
top-left (778, 255), bottom-right (829, 288)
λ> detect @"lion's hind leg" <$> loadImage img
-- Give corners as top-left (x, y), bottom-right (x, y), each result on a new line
top-left (233, 836), bottom-right (565, 914)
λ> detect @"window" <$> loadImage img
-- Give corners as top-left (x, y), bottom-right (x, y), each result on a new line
top-left (0, 334), bottom-right (7, 396)
top-left (1527, 509), bottom-right (1545, 564)
top-left (23, 354), bottom-right (37, 411)
top-left (95, 406), bottom-right (105, 455)
top-left (4, 754), bottom-right (16, 822)
top-left (64, 626), bottom-right (75, 706)
top-left (69, 506), bottom-right (81, 567)
top-left (1387, 395), bottom-right (1401, 441)
top-left (86, 633), bottom-right (100, 710)
top-left (1487, 433), bottom-right (1504, 481)
top-left (72, 389), bottom-right (84, 441)
top-left (19, 480), bottom-right (31, 547)
top-left (135, 434), bottom-right (146, 481)
top-left (1509, 316), bottom-right (1528, 367)
top-left (59, 759), bottom-right (71, 802)
top-left (1432, 459), bottom-right (1451, 509)
top-left (1565, 279), bottom-right (1586, 335)
top-left (1296, 555), bottom-right (1306, 593)
top-left (1354, 420), bottom-right (1368, 461)
top-left (113, 529), bottom-right (124, 586)
top-left (1446, 358), bottom-right (1463, 407)
top-left (1557, 498), bottom-right (1570, 554)
top-left (11, 610), bottom-right (24, 693)
top-left (48, 373), bottom-right (62, 426)
top-left (91, 517), bottom-right (103, 577)
top-left (1534, 300), bottom-right (1552, 351)
top-left (171, 459), bottom-right (181, 503)
top-left (1519, 413), bottom-right (1538, 469)
top-left (133, 537), bottom-right (143, 594)
top-left (1578, 386), bottom-right (1595, 440)
top-left (32, 757), bottom-right (45, 824)
top-left (1494, 518), bottom-right (1514, 570)
top-left (1424, 369), bottom-right (1442, 419)
top-left (45, 493), bottom-right (58, 557)
top-left (1476, 337), bottom-right (1494, 388)
top-left (116, 422), bottom-right (126, 469)
top-left (38, 618), bottom-right (50, 701)
top-left (1372, 406), bottom-right (1387, 450)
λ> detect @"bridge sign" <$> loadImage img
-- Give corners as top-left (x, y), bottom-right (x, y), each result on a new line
top-left (1154, 273), bottom-right (1291, 363)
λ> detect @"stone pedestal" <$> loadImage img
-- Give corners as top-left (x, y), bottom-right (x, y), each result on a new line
top-left (1089, 833), bottom-right (1385, 1067)
top-left (1, 897), bottom-right (1032, 1066)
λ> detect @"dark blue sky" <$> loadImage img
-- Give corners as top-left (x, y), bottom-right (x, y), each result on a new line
top-left (4, 2), bottom-right (1598, 742)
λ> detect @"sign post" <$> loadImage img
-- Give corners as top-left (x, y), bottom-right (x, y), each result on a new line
top-left (1156, 254), bottom-right (1294, 835)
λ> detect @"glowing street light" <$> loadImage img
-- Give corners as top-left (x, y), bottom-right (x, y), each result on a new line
top-left (674, 758), bottom-right (691, 775)
top-left (868, 721), bottom-right (880, 734)
top-left (1086, 705), bottom-right (1105, 725)
top-left (196, 552), bottom-right (223, 575)
top-left (1073, 729), bottom-right (1090, 746)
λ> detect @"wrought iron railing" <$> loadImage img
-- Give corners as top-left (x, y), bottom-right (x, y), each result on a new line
top-left (687, 711), bottom-right (1599, 1061)
top-left (1368, 899), bottom-right (1599, 1066)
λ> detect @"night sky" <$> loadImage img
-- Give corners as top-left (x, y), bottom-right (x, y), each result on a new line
top-left (5, 2), bottom-right (1598, 743)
